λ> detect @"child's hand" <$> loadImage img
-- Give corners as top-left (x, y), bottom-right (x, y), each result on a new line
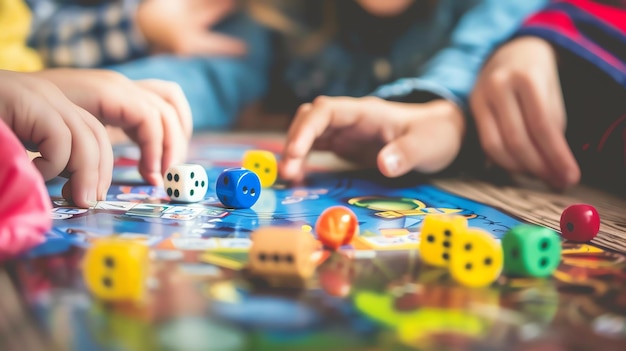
top-left (34, 69), bottom-right (193, 187)
top-left (470, 36), bottom-right (580, 190)
top-left (281, 96), bottom-right (465, 182)
top-left (0, 70), bottom-right (113, 208)
top-left (136, 0), bottom-right (246, 56)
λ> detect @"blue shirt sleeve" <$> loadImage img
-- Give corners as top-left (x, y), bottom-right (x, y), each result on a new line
top-left (373, 0), bottom-right (548, 109)
top-left (26, 0), bottom-right (148, 68)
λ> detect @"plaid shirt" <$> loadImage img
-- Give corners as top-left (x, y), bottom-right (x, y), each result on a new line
top-left (26, 0), bottom-right (148, 68)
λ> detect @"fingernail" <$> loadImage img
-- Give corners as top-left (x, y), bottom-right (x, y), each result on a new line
top-left (384, 153), bottom-right (401, 175)
top-left (87, 201), bottom-right (98, 208)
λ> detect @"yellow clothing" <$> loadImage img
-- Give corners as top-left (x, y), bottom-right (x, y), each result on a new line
top-left (0, 0), bottom-right (43, 71)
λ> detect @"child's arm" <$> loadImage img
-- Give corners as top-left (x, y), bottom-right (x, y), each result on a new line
top-left (26, 0), bottom-right (148, 68)
top-left (373, 0), bottom-right (547, 109)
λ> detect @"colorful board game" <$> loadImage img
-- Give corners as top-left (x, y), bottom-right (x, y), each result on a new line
top-left (7, 134), bottom-right (626, 351)
top-left (38, 136), bottom-right (520, 259)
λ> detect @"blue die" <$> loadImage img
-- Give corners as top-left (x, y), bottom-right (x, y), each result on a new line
top-left (215, 168), bottom-right (261, 209)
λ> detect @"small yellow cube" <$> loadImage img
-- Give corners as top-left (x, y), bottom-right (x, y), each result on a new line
top-left (242, 150), bottom-right (277, 188)
top-left (82, 238), bottom-right (149, 302)
top-left (449, 228), bottom-right (503, 288)
top-left (419, 214), bottom-right (468, 267)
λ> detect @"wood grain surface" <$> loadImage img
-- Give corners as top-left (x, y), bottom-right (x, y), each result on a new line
top-left (433, 177), bottom-right (626, 253)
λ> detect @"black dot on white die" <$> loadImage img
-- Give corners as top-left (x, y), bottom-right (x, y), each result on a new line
top-left (102, 276), bottom-right (113, 288)
top-left (484, 257), bottom-right (492, 266)
top-left (251, 188), bottom-right (256, 196)
top-left (427, 234), bottom-right (435, 243)
top-left (442, 253), bottom-right (449, 260)
top-left (167, 173), bottom-right (173, 181)
top-left (540, 257), bottom-right (548, 267)
top-left (103, 256), bottom-right (115, 268)
top-left (566, 222), bottom-right (574, 232)
top-left (190, 172), bottom-right (195, 179)
top-left (443, 241), bottom-right (450, 248)
top-left (464, 243), bottom-right (472, 251)
top-left (167, 188), bottom-right (173, 196)
top-left (540, 239), bottom-right (550, 250)
top-left (465, 262), bottom-right (473, 270)
top-left (174, 189), bottom-right (180, 197)
top-left (201, 181), bottom-right (205, 187)
top-left (174, 174), bottom-right (179, 182)
top-left (190, 189), bottom-right (194, 196)
top-left (243, 186), bottom-right (248, 194)
top-left (444, 229), bottom-right (452, 237)
top-left (195, 180), bottom-right (199, 186)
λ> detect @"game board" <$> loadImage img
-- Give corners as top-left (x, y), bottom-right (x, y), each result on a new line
top-left (38, 135), bottom-right (520, 262)
top-left (6, 134), bottom-right (626, 351)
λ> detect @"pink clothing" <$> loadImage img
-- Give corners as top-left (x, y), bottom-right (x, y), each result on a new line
top-left (0, 118), bottom-right (50, 260)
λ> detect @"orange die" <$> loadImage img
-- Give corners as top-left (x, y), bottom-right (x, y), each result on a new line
top-left (248, 226), bottom-right (321, 280)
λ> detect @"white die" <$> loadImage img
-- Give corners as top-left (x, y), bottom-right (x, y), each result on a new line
top-left (164, 164), bottom-right (209, 203)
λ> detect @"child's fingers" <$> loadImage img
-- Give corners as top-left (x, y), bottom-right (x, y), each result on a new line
top-left (376, 109), bottom-right (462, 176)
top-left (491, 84), bottom-right (549, 180)
top-left (518, 77), bottom-right (580, 188)
top-left (470, 90), bottom-right (518, 172)
top-left (136, 80), bottom-right (193, 140)
top-left (75, 106), bottom-right (113, 201)
top-left (129, 100), bottom-right (166, 187)
top-left (280, 103), bottom-right (315, 180)
top-left (61, 107), bottom-right (105, 208)
top-left (145, 91), bottom-right (188, 180)
top-left (26, 108), bottom-right (72, 182)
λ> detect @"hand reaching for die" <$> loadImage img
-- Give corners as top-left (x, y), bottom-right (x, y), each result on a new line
top-left (0, 69), bottom-right (193, 208)
top-left (34, 69), bottom-right (193, 187)
top-left (0, 69), bottom-right (113, 208)
top-left (280, 96), bottom-right (466, 182)
top-left (470, 36), bottom-right (580, 190)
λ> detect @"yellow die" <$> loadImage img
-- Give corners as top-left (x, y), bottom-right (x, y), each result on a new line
top-left (419, 214), bottom-right (468, 267)
top-left (242, 150), bottom-right (277, 188)
top-left (449, 228), bottom-right (503, 288)
top-left (82, 238), bottom-right (149, 302)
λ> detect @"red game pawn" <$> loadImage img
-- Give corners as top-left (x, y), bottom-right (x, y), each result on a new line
top-left (559, 204), bottom-right (600, 242)
top-left (315, 206), bottom-right (359, 250)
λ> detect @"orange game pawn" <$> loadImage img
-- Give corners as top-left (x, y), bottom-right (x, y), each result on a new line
top-left (315, 206), bottom-right (359, 250)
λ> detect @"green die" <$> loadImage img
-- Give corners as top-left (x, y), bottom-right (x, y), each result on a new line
top-left (502, 224), bottom-right (562, 278)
